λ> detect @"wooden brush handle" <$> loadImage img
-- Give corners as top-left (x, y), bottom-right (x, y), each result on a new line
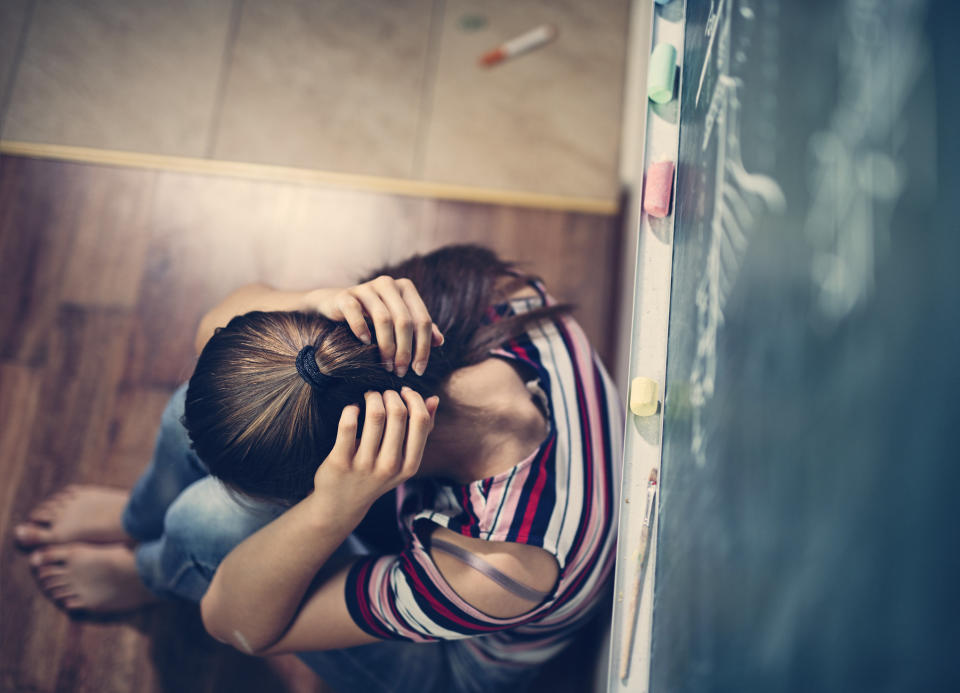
top-left (619, 526), bottom-right (651, 680)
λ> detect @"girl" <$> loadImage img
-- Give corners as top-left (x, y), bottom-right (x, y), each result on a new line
top-left (16, 245), bottom-right (622, 693)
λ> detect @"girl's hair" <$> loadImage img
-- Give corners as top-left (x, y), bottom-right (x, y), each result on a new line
top-left (183, 244), bottom-right (570, 504)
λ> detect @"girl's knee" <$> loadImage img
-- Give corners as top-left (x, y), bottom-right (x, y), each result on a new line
top-left (162, 478), bottom-right (284, 565)
top-left (161, 382), bottom-right (190, 431)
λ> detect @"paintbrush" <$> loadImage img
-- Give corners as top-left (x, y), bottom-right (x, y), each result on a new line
top-left (619, 468), bottom-right (658, 681)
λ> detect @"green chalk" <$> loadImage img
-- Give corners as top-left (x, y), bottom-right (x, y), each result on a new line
top-left (648, 43), bottom-right (677, 104)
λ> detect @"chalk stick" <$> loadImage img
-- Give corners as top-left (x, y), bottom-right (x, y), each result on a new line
top-left (630, 377), bottom-right (659, 417)
top-left (647, 43), bottom-right (677, 104)
top-left (643, 160), bottom-right (675, 218)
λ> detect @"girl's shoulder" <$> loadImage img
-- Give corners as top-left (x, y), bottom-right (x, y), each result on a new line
top-left (425, 524), bottom-right (559, 618)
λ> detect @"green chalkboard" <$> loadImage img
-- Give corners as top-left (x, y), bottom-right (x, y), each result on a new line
top-left (649, 0), bottom-right (959, 690)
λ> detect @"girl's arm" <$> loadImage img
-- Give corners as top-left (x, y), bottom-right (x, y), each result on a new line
top-left (199, 387), bottom-right (438, 654)
top-left (194, 284), bottom-right (332, 356)
top-left (195, 277), bottom-right (443, 376)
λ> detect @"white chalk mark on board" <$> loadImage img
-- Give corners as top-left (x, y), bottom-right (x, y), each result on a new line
top-left (695, 0), bottom-right (725, 107)
top-left (690, 0), bottom-right (785, 468)
top-left (804, 0), bottom-right (925, 324)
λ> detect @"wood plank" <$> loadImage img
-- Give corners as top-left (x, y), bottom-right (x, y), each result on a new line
top-left (0, 364), bottom-right (46, 691)
top-left (59, 165), bottom-right (156, 308)
top-left (267, 184), bottom-right (432, 288)
top-left (0, 364), bottom-right (41, 557)
top-left (428, 199), bottom-right (623, 368)
top-left (2, 306), bottom-right (133, 692)
top-left (54, 616), bottom-right (156, 693)
top-left (23, 306), bottom-right (131, 484)
top-left (0, 156), bottom-right (80, 364)
top-left (101, 386), bottom-right (177, 489)
top-left (127, 172), bottom-right (304, 387)
top-left (127, 173), bottom-right (436, 386)
top-left (7, 305), bottom-right (133, 690)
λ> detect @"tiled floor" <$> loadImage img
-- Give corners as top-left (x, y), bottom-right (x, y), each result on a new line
top-left (423, 0), bottom-right (628, 199)
top-left (212, 0), bottom-right (434, 177)
top-left (0, 1), bottom-right (30, 105)
top-left (3, 0), bottom-right (234, 157)
top-left (0, 0), bottom-right (628, 203)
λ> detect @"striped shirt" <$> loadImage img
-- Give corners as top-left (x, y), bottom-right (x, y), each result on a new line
top-left (344, 281), bottom-right (623, 668)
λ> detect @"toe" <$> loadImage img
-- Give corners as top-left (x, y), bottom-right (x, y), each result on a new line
top-left (40, 576), bottom-right (70, 591)
top-left (46, 489), bottom-right (72, 504)
top-left (15, 524), bottom-right (55, 548)
top-left (30, 546), bottom-right (70, 566)
top-left (62, 596), bottom-right (85, 611)
top-left (33, 564), bottom-right (67, 582)
top-left (28, 505), bottom-right (56, 523)
top-left (48, 584), bottom-right (75, 599)
top-left (36, 564), bottom-right (67, 580)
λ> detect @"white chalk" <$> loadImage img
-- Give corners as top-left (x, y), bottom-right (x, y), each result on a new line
top-left (629, 377), bottom-right (659, 417)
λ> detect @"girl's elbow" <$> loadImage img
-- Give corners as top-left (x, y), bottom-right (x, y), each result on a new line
top-left (199, 591), bottom-right (230, 644)
top-left (200, 591), bottom-right (269, 655)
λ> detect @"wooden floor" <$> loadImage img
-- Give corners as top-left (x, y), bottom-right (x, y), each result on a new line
top-left (0, 155), bottom-right (622, 693)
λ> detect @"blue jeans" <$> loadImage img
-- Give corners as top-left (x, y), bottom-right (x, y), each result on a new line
top-left (120, 383), bottom-right (540, 693)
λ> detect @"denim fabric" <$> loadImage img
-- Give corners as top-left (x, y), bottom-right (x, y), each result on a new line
top-left (121, 383), bottom-right (541, 693)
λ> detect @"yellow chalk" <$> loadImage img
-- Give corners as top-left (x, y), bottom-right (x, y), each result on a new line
top-left (629, 377), bottom-right (659, 416)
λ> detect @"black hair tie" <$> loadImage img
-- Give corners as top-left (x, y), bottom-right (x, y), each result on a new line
top-left (295, 345), bottom-right (336, 390)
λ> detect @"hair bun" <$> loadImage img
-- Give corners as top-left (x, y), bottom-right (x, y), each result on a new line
top-left (295, 345), bottom-right (336, 390)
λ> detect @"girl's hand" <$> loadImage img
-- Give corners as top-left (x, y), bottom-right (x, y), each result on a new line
top-left (311, 388), bottom-right (439, 517)
top-left (308, 277), bottom-right (444, 377)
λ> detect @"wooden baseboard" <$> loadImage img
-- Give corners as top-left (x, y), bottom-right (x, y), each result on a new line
top-left (0, 140), bottom-right (618, 215)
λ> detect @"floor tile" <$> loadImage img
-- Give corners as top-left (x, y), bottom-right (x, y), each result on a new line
top-left (212, 0), bottom-right (434, 177)
top-left (420, 0), bottom-right (629, 199)
top-left (3, 0), bottom-right (234, 156)
top-left (0, 0), bottom-right (31, 127)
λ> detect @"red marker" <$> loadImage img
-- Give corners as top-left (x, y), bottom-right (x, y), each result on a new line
top-left (479, 24), bottom-right (558, 67)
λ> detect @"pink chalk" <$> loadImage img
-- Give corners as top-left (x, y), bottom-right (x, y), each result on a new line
top-left (643, 160), bottom-right (675, 218)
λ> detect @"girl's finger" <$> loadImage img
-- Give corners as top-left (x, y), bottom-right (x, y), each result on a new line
top-left (425, 395), bottom-right (440, 421)
top-left (352, 285), bottom-right (396, 371)
top-left (356, 392), bottom-right (386, 466)
top-left (431, 323), bottom-right (444, 347)
top-left (399, 388), bottom-right (434, 476)
top-left (330, 405), bottom-right (360, 460)
top-left (373, 278), bottom-right (415, 377)
top-left (397, 280), bottom-right (434, 376)
top-left (378, 390), bottom-right (408, 473)
top-left (337, 293), bottom-right (372, 345)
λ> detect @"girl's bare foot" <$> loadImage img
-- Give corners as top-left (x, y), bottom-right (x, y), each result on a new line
top-left (29, 543), bottom-right (160, 613)
top-left (14, 485), bottom-right (133, 548)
